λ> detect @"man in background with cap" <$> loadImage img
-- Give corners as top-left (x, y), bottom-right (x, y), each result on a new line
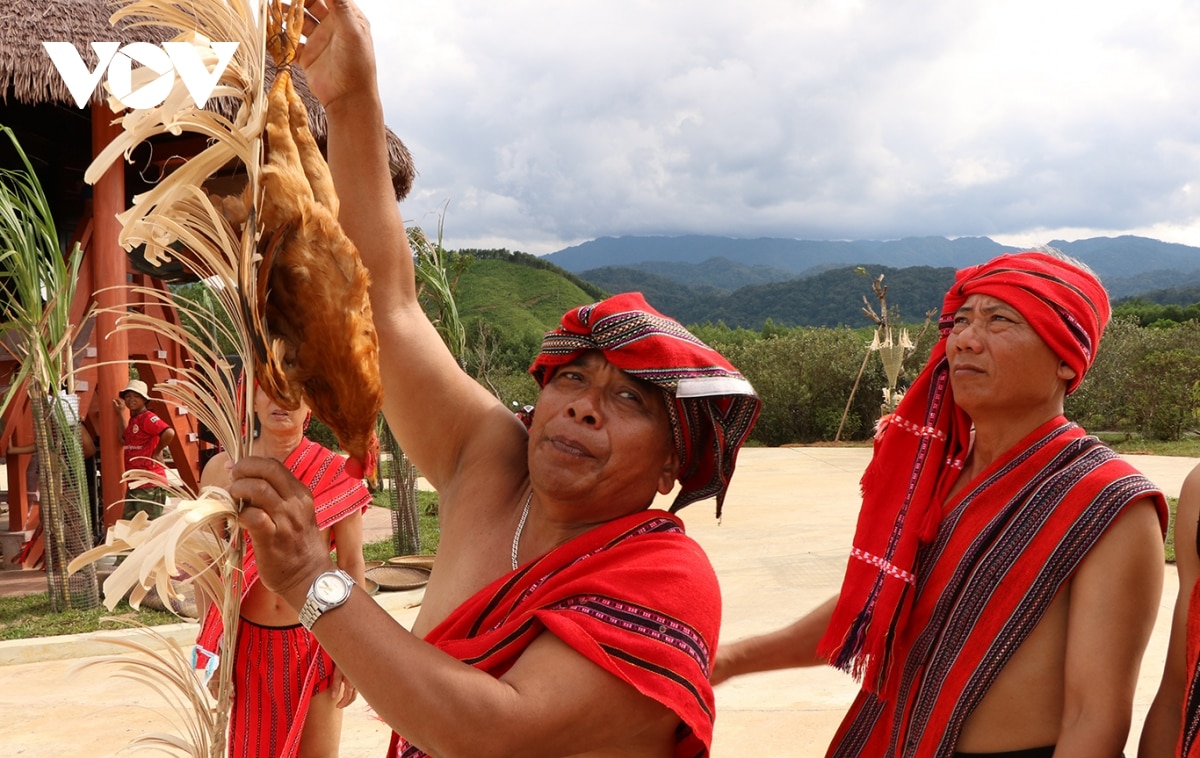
top-left (113, 378), bottom-right (175, 520)
top-left (218, 1), bottom-right (759, 756)
top-left (714, 250), bottom-right (1167, 757)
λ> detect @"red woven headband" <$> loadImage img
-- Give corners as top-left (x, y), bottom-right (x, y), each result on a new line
top-left (941, 251), bottom-right (1109, 394)
top-left (529, 292), bottom-right (761, 515)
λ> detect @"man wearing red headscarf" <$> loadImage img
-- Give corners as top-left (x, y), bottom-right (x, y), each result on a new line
top-left (715, 250), bottom-right (1167, 757)
top-left (217, 4), bottom-right (760, 756)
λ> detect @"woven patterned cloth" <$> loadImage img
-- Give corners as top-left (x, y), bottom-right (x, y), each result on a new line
top-left (389, 509), bottom-right (720, 757)
top-left (529, 292), bottom-right (760, 515)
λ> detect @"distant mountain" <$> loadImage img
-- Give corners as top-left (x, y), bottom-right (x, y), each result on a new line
top-left (548, 234), bottom-right (1200, 294)
top-left (585, 264), bottom-right (957, 329)
top-left (577, 266), bottom-right (725, 318)
top-left (1105, 270), bottom-right (1200, 301)
top-left (548, 235), bottom-right (1012, 281)
top-left (1114, 282), bottom-right (1200, 307)
top-left (629, 257), bottom-right (798, 290)
top-left (449, 238), bottom-right (1200, 337)
top-left (1049, 236), bottom-right (1200, 279)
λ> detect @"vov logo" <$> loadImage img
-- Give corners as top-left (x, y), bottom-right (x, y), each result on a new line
top-left (42, 41), bottom-right (239, 110)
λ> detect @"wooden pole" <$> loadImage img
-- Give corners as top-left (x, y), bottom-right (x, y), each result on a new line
top-left (835, 346), bottom-right (873, 443)
top-left (91, 108), bottom-right (130, 531)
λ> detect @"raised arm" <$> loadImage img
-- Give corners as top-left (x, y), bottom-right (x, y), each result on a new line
top-left (296, 0), bottom-right (523, 489)
top-left (112, 399), bottom-right (126, 446)
top-left (1141, 468), bottom-right (1200, 757)
top-left (1059, 498), bottom-right (1164, 756)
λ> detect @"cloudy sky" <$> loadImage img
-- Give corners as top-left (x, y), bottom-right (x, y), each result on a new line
top-left (356, 0), bottom-right (1200, 256)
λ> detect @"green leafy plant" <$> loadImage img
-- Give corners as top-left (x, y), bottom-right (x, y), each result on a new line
top-left (0, 593), bottom-right (179, 641)
top-left (0, 124), bottom-right (97, 612)
top-left (410, 220), bottom-right (468, 359)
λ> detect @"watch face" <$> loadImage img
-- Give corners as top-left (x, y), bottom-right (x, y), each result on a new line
top-left (315, 573), bottom-right (349, 602)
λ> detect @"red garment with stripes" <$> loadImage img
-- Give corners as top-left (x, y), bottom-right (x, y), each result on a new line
top-left (825, 419), bottom-right (1166, 758)
top-left (388, 509), bottom-right (720, 758)
top-left (225, 618), bottom-right (335, 758)
top-left (196, 437), bottom-right (372, 757)
top-left (1181, 557), bottom-right (1200, 755)
top-left (819, 252), bottom-right (1115, 690)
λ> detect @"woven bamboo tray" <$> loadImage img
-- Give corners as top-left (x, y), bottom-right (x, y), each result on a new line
top-left (366, 564), bottom-right (431, 592)
top-left (385, 554), bottom-right (437, 571)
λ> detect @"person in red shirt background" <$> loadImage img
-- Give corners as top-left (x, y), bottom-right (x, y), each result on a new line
top-left (112, 379), bottom-right (176, 520)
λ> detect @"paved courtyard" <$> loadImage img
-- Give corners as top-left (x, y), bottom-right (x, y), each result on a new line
top-left (0, 447), bottom-right (1195, 756)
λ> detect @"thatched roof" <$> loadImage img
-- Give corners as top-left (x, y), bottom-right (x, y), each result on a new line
top-left (0, 0), bottom-right (415, 199)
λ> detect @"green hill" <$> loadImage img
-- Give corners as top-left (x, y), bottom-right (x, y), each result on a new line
top-left (577, 265), bottom-right (725, 317)
top-left (454, 257), bottom-right (600, 345)
top-left (582, 264), bottom-right (956, 328)
top-left (452, 255), bottom-right (956, 333)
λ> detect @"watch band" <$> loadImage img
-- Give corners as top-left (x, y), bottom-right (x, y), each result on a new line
top-left (298, 597), bottom-right (322, 630)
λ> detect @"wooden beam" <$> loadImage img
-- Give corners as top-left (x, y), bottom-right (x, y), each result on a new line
top-left (91, 109), bottom-right (130, 532)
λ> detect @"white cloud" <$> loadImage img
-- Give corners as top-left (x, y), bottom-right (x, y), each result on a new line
top-left (358, 0), bottom-right (1200, 254)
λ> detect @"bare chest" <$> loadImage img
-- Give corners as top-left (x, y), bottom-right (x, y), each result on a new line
top-left (410, 512), bottom-right (516, 637)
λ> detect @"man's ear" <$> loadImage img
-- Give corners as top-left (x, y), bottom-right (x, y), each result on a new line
top-left (658, 450), bottom-right (681, 496)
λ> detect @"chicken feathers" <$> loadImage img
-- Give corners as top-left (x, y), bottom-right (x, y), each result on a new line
top-left (253, 0), bottom-right (383, 478)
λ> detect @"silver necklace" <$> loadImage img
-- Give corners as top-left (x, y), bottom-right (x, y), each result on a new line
top-left (511, 491), bottom-right (533, 570)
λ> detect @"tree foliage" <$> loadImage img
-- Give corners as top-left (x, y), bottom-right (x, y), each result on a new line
top-left (1112, 297), bottom-right (1200, 328)
top-left (581, 264), bottom-right (957, 329)
top-left (460, 248), bottom-right (608, 301)
top-left (169, 240), bottom-right (1200, 446)
top-left (1066, 318), bottom-right (1200, 440)
top-left (0, 125), bottom-right (97, 611)
top-left (700, 323), bottom-right (939, 444)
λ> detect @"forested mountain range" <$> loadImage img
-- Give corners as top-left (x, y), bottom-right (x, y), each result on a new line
top-left (456, 235), bottom-right (1200, 332)
top-left (580, 264), bottom-right (957, 328)
top-left (544, 234), bottom-right (1200, 304)
top-left (545, 235), bottom-right (1014, 275)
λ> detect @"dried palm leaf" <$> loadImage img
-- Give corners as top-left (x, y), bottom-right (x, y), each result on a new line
top-left (70, 625), bottom-right (222, 757)
top-left (66, 1), bottom-right (272, 755)
top-left (68, 488), bottom-right (239, 615)
top-left (84, 0), bottom-right (267, 270)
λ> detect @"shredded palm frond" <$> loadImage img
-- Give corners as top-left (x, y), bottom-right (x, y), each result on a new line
top-left (84, 0), bottom-right (267, 272)
top-left (68, 488), bottom-right (238, 615)
top-left (68, 1), bottom-right (272, 755)
top-left (70, 626), bottom-right (222, 757)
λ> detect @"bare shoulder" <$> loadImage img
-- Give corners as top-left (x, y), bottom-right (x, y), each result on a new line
top-left (438, 405), bottom-right (531, 518)
top-left (1179, 464), bottom-right (1200, 523)
top-left (1175, 464), bottom-right (1200, 578)
top-left (1064, 496), bottom-right (1164, 675)
top-left (199, 450), bottom-right (233, 489)
top-left (1074, 496), bottom-right (1163, 588)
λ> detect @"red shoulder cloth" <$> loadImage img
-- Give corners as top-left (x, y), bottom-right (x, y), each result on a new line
top-left (827, 419), bottom-right (1167, 756)
top-left (389, 509), bottom-right (720, 758)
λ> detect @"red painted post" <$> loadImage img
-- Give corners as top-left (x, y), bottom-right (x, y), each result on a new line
top-left (90, 109), bottom-right (131, 531)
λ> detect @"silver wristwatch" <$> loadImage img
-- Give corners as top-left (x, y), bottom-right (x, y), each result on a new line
top-left (298, 569), bottom-right (355, 630)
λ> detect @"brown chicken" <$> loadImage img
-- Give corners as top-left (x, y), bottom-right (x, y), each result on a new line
top-left (249, 0), bottom-right (382, 478)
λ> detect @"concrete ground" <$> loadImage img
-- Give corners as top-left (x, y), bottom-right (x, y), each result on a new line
top-left (0, 447), bottom-right (1195, 756)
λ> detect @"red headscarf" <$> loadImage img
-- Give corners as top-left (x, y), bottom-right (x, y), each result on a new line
top-left (819, 251), bottom-right (1111, 689)
top-left (529, 292), bottom-right (761, 515)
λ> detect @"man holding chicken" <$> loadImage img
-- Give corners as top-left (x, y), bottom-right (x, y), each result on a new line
top-left (229, 2), bottom-right (760, 756)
